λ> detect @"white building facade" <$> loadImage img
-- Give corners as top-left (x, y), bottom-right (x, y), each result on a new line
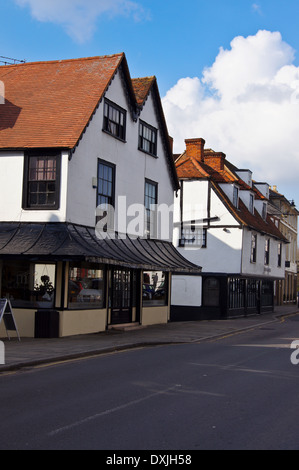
top-left (171, 138), bottom-right (287, 320)
top-left (0, 54), bottom-right (199, 338)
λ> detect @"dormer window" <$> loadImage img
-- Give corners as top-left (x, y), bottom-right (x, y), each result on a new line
top-left (233, 186), bottom-right (239, 208)
top-left (249, 194), bottom-right (254, 213)
top-left (262, 202), bottom-right (267, 220)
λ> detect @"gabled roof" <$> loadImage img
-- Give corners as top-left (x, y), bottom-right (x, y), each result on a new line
top-left (132, 75), bottom-right (179, 190)
top-left (132, 77), bottom-right (155, 106)
top-left (0, 53), bottom-right (179, 190)
top-left (0, 54), bottom-right (129, 149)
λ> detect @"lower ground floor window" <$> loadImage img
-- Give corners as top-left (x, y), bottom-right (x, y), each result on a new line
top-left (142, 271), bottom-right (168, 306)
top-left (229, 278), bottom-right (246, 309)
top-left (261, 280), bottom-right (273, 307)
top-left (203, 277), bottom-right (220, 307)
top-left (68, 262), bottom-right (105, 309)
top-left (1, 260), bottom-right (56, 308)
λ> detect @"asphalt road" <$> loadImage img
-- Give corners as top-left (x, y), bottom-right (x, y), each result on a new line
top-left (1, 314), bottom-right (299, 451)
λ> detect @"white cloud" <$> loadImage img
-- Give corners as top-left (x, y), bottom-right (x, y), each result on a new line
top-left (252, 3), bottom-right (262, 15)
top-left (14, 0), bottom-right (148, 43)
top-left (162, 30), bottom-right (299, 195)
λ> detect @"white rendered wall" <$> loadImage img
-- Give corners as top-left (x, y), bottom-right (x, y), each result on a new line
top-left (242, 228), bottom-right (285, 279)
top-left (0, 150), bottom-right (68, 222)
top-left (171, 275), bottom-right (202, 306)
top-left (174, 181), bottom-right (243, 273)
top-left (66, 71), bottom-right (175, 240)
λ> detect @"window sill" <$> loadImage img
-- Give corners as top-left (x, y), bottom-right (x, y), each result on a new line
top-left (102, 129), bottom-right (126, 143)
top-left (138, 147), bottom-right (158, 159)
top-left (22, 206), bottom-right (60, 211)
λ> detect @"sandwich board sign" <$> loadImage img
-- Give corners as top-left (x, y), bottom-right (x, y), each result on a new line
top-left (0, 299), bottom-right (20, 341)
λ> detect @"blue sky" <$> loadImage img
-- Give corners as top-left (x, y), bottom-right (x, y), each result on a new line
top-left (1, 0), bottom-right (299, 205)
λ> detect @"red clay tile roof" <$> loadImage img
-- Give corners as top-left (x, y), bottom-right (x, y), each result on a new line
top-left (0, 53), bottom-right (127, 149)
top-left (175, 143), bottom-right (286, 240)
top-left (176, 152), bottom-right (210, 178)
top-left (211, 182), bottom-right (287, 240)
top-left (0, 54), bottom-right (180, 190)
top-left (176, 150), bottom-right (237, 183)
top-left (131, 77), bottom-right (156, 106)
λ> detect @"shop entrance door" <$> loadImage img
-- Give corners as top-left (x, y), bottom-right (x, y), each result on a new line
top-left (111, 268), bottom-right (132, 324)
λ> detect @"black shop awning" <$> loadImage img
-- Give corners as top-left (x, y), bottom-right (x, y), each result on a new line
top-left (0, 223), bottom-right (201, 273)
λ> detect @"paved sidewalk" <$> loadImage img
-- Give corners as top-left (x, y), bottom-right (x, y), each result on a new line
top-left (1, 305), bottom-right (299, 373)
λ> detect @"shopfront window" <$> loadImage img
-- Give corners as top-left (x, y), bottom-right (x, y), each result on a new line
top-left (1, 261), bottom-right (56, 308)
top-left (142, 271), bottom-right (168, 306)
top-left (203, 277), bottom-right (220, 307)
top-left (68, 262), bottom-right (105, 309)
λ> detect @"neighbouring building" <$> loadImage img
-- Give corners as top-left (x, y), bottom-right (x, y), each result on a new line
top-left (0, 54), bottom-right (200, 338)
top-left (171, 138), bottom-right (288, 321)
top-left (268, 186), bottom-right (298, 305)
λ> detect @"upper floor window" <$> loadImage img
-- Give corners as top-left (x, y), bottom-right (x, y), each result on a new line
top-left (103, 99), bottom-right (126, 141)
top-left (180, 224), bottom-right (207, 248)
top-left (96, 160), bottom-right (115, 229)
top-left (138, 120), bottom-right (157, 156)
top-left (145, 179), bottom-right (158, 238)
top-left (23, 151), bottom-right (60, 210)
top-left (278, 242), bottom-right (282, 267)
top-left (265, 238), bottom-right (270, 265)
top-left (233, 186), bottom-right (239, 208)
top-left (97, 160), bottom-right (115, 208)
top-left (250, 233), bottom-right (257, 263)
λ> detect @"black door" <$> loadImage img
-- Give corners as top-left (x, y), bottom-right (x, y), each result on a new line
top-left (111, 268), bottom-right (132, 324)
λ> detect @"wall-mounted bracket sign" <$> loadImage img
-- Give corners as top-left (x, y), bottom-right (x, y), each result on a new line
top-left (0, 299), bottom-right (20, 341)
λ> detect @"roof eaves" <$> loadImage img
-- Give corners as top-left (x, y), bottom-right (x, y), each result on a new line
top-left (72, 53), bottom-right (137, 154)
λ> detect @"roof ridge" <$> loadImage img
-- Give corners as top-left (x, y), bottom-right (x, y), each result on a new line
top-left (0, 53), bottom-right (124, 68)
top-left (132, 76), bottom-right (156, 81)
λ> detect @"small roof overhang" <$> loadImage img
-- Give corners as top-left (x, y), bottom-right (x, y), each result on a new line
top-left (0, 223), bottom-right (201, 273)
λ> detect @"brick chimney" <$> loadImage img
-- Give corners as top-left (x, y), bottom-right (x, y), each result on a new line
top-left (185, 138), bottom-right (205, 162)
top-left (204, 151), bottom-right (226, 171)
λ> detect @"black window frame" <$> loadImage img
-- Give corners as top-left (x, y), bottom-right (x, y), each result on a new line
top-left (138, 120), bottom-right (158, 157)
top-left (265, 238), bottom-right (270, 265)
top-left (278, 242), bottom-right (282, 267)
top-left (250, 233), bottom-right (257, 263)
top-left (96, 159), bottom-right (116, 229)
top-left (180, 225), bottom-right (207, 248)
top-left (97, 159), bottom-right (116, 209)
top-left (22, 149), bottom-right (61, 210)
top-left (103, 99), bottom-right (126, 141)
top-left (144, 179), bottom-right (158, 238)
